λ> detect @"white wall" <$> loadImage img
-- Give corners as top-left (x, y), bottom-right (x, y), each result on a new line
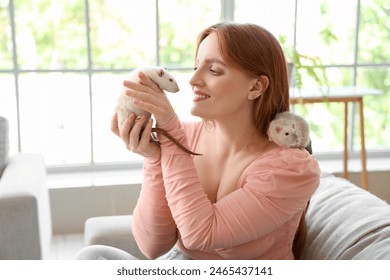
top-left (50, 184), bottom-right (141, 235)
top-left (333, 170), bottom-right (390, 204)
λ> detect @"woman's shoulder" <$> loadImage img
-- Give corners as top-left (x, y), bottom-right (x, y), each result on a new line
top-left (252, 147), bottom-right (318, 170)
top-left (242, 148), bottom-right (321, 197)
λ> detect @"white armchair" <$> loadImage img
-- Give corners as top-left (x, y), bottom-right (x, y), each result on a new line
top-left (0, 153), bottom-right (52, 260)
top-left (0, 116), bottom-right (52, 259)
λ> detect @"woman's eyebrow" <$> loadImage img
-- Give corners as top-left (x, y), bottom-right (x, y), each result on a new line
top-left (195, 58), bottom-right (227, 67)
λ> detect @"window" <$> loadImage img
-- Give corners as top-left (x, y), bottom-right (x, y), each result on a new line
top-left (1, 0), bottom-right (389, 173)
top-left (234, 0), bottom-right (390, 157)
top-left (0, 0), bottom-right (219, 168)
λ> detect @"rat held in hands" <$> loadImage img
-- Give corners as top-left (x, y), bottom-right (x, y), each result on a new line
top-left (116, 67), bottom-right (201, 156)
top-left (267, 111), bottom-right (310, 150)
top-left (116, 67), bottom-right (179, 126)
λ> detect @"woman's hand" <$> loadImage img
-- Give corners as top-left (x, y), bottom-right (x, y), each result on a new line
top-left (111, 112), bottom-right (160, 158)
top-left (123, 71), bottom-right (176, 126)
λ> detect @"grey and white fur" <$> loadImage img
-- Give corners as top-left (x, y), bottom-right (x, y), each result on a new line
top-left (116, 67), bottom-right (200, 156)
top-left (267, 111), bottom-right (310, 150)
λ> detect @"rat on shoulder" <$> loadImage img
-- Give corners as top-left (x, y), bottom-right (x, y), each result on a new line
top-left (116, 67), bottom-right (201, 156)
top-left (267, 111), bottom-right (311, 151)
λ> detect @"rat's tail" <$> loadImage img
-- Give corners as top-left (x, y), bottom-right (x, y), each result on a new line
top-left (152, 127), bottom-right (202, 156)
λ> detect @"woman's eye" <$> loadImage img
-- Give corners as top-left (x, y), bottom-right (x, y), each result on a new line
top-left (210, 68), bottom-right (221, 75)
top-left (193, 65), bottom-right (222, 75)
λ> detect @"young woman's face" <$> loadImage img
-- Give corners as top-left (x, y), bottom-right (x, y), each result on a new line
top-left (189, 33), bottom-right (258, 121)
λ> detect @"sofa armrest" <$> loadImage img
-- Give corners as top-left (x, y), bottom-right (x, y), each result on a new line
top-left (0, 153), bottom-right (52, 259)
top-left (302, 172), bottom-right (390, 260)
top-left (84, 215), bottom-right (147, 260)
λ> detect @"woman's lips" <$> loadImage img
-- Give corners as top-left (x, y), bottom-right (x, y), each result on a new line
top-left (193, 91), bottom-right (210, 102)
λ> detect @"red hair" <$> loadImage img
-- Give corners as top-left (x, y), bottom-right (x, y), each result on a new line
top-left (195, 22), bottom-right (290, 137)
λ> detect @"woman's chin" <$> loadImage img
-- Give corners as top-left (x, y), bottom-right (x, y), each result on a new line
top-left (190, 106), bottom-right (204, 119)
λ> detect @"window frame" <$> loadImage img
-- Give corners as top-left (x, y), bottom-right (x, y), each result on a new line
top-left (2, 0), bottom-right (389, 176)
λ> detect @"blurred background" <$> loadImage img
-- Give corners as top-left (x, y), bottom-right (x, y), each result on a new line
top-left (1, 0), bottom-right (389, 170)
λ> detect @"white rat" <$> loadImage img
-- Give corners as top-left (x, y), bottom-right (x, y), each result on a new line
top-left (116, 67), bottom-right (179, 126)
top-left (116, 67), bottom-right (201, 156)
top-left (267, 111), bottom-right (310, 150)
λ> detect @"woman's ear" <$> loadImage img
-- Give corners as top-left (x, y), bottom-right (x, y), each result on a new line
top-left (248, 75), bottom-right (269, 100)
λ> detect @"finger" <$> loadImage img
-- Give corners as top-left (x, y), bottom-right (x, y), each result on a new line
top-left (123, 80), bottom-right (157, 95)
top-left (125, 89), bottom-right (164, 117)
top-left (138, 71), bottom-right (162, 92)
top-left (125, 88), bottom-right (153, 104)
top-left (124, 87), bottom-right (166, 110)
top-left (131, 98), bottom-right (174, 126)
top-left (119, 113), bottom-right (136, 145)
top-left (128, 115), bottom-right (146, 150)
top-left (110, 113), bottom-right (119, 136)
top-left (131, 98), bottom-right (157, 113)
top-left (139, 118), bottom-right (154, 147)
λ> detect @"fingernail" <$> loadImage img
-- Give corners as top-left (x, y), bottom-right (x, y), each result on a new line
top-left (135, 115), bottom-right (145, 122)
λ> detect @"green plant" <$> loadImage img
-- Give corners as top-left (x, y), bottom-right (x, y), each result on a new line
top-left (292, 51), bottom-right (329, 91)
top-left (280, 26), bottom-right (337, 93)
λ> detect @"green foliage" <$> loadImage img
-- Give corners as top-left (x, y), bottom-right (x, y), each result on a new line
top-left (159, 22), bottom-right (195, 68)
top-left (356, 0), bottom-right (390, 149)
top-left (319, 25), bottom-right (338, 45)
top-left (14, 0), bottom-right (87, 69)
top-left (292, 51), bottom-right (329, 91)
top-left (359, 0), bottom-right (390, 63)
top-left (281, 25), bottom-right (336, 91)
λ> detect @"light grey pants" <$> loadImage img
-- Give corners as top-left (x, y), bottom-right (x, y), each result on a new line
top-left (75, 245), bottom-right (190, 260)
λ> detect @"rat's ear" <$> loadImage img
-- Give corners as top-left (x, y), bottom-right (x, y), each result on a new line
top-left (275, 126), bottom-right (282, 134)
top-left (158, 69), bottom-right (164, 77)
top-left (248, 75), bottom-right (269, 100)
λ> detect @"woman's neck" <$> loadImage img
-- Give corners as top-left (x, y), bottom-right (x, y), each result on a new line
top-left (208, 115), bottom-right (268, 155)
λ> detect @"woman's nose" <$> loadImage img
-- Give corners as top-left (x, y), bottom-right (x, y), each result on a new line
top-left (189, 68), bottom-right (203, 87)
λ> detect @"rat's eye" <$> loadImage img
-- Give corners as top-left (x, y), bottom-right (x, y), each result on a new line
top-left (169, 78), bottom-right (173, 82)
top-left (285, 132), bottom-right (290, 136)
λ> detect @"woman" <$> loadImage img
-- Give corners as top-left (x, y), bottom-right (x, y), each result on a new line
top-left (76, 22), bottom-right (320, 260)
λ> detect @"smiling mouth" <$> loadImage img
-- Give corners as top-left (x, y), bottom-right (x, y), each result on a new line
top-left (193, 94), bottom-right (211, 101)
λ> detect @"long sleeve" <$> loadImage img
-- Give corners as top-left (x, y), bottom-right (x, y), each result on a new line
top-left (132, 153), bottom-right (178, 259)
top-left (157, 116), bottom-right (320, 255)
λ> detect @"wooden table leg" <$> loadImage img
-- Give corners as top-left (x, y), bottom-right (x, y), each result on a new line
top-left (343, 101), bottom-right (349, 179)
top-left (358, 98), bottom-right (368, 190)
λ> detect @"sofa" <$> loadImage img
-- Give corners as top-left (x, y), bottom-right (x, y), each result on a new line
top-left (0, 116), bottom-right (52, 259)
top-left (84, 171), bottom-right (390, 260)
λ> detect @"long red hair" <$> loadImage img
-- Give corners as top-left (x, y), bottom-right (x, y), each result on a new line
top-left (195, 22), bottom-right (307, 259)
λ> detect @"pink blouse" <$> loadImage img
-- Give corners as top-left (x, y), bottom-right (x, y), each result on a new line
top-left (132, 116), bottom-right (320, 260)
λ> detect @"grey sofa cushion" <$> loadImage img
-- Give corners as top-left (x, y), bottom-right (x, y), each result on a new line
top-left (85, 215), bottom-right (147, 260)
top-left (0, 116), bottom-right (9, 177)
top-left (302, 172), bottom-right (390, 260)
